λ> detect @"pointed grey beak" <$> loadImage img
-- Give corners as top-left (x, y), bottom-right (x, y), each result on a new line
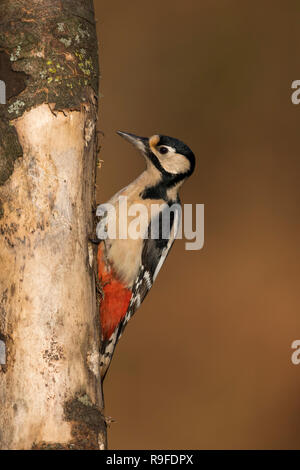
top-left (116, 131), bottom-right (148, 154)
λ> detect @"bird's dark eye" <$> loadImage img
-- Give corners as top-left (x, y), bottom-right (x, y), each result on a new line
top-left (158, 146), bottom-right (168, 155)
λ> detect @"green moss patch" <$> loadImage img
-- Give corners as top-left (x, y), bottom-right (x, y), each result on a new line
top-left (0, 0), bottom-right (99, 185)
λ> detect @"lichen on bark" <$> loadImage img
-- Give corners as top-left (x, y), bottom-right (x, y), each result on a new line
top-left (0, 0), bottom-right (99, 186)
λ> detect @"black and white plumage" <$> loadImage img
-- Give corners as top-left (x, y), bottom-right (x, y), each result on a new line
top-left (96, 131), bottom-right (195, 380)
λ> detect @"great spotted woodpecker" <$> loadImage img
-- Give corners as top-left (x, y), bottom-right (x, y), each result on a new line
top-left (96, 131), bottom-right (195, 380)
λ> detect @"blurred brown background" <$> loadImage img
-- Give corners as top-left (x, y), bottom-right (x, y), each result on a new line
top-left (94, 0), bottom-right (300, 449)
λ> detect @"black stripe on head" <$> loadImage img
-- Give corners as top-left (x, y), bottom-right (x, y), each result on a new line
top-left (141, 149), bottom-right (193, 201)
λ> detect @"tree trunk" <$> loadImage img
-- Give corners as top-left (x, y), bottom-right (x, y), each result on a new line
top-left (0, 0), bottom-right (106, 450)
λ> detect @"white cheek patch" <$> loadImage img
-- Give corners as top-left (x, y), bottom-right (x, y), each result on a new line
top-left (156, 151), bottom-right (191, 175)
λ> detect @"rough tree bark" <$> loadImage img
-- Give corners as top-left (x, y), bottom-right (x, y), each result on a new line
top-left (0, 0), bottom-right (106, 450)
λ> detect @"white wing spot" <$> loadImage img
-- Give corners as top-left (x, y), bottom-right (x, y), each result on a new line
top-left (144, 271), bottom-right (152, 289)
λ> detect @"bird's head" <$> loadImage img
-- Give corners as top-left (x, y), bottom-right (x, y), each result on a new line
top-left (117, 131), bottom-right (195, 190)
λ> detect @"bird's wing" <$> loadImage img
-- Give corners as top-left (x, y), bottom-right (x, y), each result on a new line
top-left (100, 204), bottom-right (181, 379)
top-left (119, 202), bottom-right (181, 334)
